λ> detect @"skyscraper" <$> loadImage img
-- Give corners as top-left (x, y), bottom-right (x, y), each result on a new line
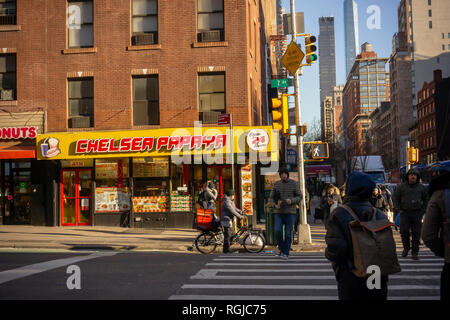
top-left (319, 17), bottom-right (336, 103)
top-left (344, 0), bottom-right (360, 77)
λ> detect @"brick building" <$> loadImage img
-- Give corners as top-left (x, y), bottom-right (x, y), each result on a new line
top-left (0, 0), bottom-right (275, 227)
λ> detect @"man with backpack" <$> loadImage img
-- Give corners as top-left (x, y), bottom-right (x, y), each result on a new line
top-left (325, 172), bottom-right (401, 300)
top-left (393, 169), bottom-right (428, 260)
top-left (422, 167), bottom-right (450, 301)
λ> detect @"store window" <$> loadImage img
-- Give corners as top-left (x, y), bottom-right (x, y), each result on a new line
top-left (132, 157), bottom-right (169, 213)
top-left (94, 158), bottom-right (131, 213)
top-left (198, 72), bottom-right (225, 124)
top-left (0, 54), bottom-right (16, 101)
top-left (170, 162), bottom-right (192, 212)
top-left (197, 0), bottom-right (224, 42)
top-left (133, 75), bottom-right (159, 125)
top-left (68, 78), bottom-right (94, 128)
top-left (132, 0), bottom-right (158, 45)
top-left (67, 0), bottom-right (93, 48)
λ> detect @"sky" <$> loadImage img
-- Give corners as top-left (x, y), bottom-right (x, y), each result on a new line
top-left (281, 0), bottom-right (400, 127)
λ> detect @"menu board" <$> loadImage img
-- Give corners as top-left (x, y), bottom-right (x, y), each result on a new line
top-left (170, 193), bottom-right (192, 212)
top-left (95, 187), bottom-right (131, 212)
top-left (240, 164), bottom-right (253, 216)
top-left (95, 159), bottom-right (129, 179)
top-left (133, 158), bottom-right (169, 177)
top-left (133, 196), bottom-right (169, 212)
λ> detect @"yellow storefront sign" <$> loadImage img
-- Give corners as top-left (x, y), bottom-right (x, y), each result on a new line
top-left (36, 126), bottom-right (278, 160)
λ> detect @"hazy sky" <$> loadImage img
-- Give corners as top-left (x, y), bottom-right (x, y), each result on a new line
top-left (281, 0), bottom-right (400, 126)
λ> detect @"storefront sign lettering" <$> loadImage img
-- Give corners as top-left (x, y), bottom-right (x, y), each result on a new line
top-left (0, 127), bottom-right (37, 140)
top-left (75, 134), bottom-right (227, 154)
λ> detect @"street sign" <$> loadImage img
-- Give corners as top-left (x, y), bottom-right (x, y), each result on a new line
top-left (270, 79), bottom-right (292, 88)
top-left (281, 41), bottom-right (305, 76)
top-left (217, 113), bottom-right (230, 125)
top-left (287, 149), bottom-right (298, 164)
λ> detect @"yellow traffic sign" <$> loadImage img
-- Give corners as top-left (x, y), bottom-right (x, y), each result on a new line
top-left (281, 41), bottom-right (305, 76)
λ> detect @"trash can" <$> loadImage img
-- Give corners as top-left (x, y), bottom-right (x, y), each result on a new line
top-left (265, 206), bottom-right (276, 245)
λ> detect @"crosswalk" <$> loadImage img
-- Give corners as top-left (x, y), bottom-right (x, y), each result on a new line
top-left (169, 251), bottom-right (444, 300)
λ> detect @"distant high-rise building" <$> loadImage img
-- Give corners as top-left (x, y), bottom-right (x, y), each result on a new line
top-left (344, 0), bottom-right (360, 77)
top-left (319, 17), bottom-right (336, 104)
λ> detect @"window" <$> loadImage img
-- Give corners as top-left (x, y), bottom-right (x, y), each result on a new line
top-left (428, 0), bottom-right (431, 5)
top-left (197, 0), bottom-right (224, 42)
top-left (133, 75), bottom-right (159, 125)
top-left (67, 0), bottom-right (93, 48)
top-left (68, 78), bottom-right (94, 128)
top-left (443, 44), bottom-right (446, 51)
top-left (0, 54), bottom-right (16, 101)
top-left (448, 44), bottom-right (450, 50)
top-left (429, 21), bottom-right (432, 29)
top-left (0, 0), bottom-right (16, 25)
top-left (132, 0), bottom-right (158, 45)
top-left (448, 33), bottom-right (450, 38)
top-left (198, 72), bottom-right (225, 123)
top-left (443, 33), bottom-right (445, 39)
top-left (428, 10), bottom-right (432, 17)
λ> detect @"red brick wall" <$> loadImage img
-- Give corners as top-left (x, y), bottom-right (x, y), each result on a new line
top-left (0, 0), bottom-right (267, 133)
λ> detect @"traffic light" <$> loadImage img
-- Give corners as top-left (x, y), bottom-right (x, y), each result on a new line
top-left (271, 95), bottom-right (289, 135)
top-left (305, 35), bottom-right (317, 64)
top-left (408, 147), bottom-right (419, 164)
top-left (311, 142), bottom-right (329, 159)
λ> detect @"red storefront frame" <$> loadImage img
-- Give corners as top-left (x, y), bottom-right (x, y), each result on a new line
top-left (60, 168), bottom-right (93, 226)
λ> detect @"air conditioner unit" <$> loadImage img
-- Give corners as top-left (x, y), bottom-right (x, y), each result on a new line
top-left (0, 14), bottom-right (16, 25)
top-left (0, 89), bottom-right (14, 100)
top-left (202, 111), bottom-right (220, 124)
top-left (201, 30), bottom-right (221, 42)
top-left (133, 33), bottom-right (154, 45)
top-left (69, 116), bottom-right (91, 128)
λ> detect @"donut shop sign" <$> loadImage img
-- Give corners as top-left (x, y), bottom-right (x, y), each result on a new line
top-left (36, 126), bottom-right (275, 160)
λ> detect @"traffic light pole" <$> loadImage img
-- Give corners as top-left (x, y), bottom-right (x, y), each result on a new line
top-left (290, 0), bottom-right (312, 245)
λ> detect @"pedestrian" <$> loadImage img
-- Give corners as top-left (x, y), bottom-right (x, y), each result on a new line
top-left (421, 167), bottom-right (450, 301)
top-left (393, 168), bottom-right (428, 260)
top-left (204, 181), bottom-right (218, 213)
top-left (269, 167), bottom-right (302, 259)
top-left (320, 184), bottom-right (342, 228)
top-left (370, 186), bottom-right (389, 213)
top-left (220, 189), bottom-right (245, 254)
top-left (325, 172), bottom-right (390, 300)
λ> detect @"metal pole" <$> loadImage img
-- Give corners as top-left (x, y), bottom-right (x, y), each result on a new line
top-left (290, 0), bottom-right (311, 244)
top-left (406, 140), bottom-right (410, 172)
top-left (230, 114), bottom-right (235, 194)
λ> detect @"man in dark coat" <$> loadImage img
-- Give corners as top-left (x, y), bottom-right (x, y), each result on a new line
top-left (393, 168), bottom-right (428, 260)
top-left (325, 172), bottom-right (389, 300)
top-left (220, 190), bottom-right (245, 254)
top-left (422, 168), bottom-right (450, 301)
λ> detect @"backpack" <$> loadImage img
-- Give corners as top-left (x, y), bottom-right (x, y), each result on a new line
top-left (341, 204), bottom-right (402, 278)
top-left (444, 190), bottom-right (450, 260)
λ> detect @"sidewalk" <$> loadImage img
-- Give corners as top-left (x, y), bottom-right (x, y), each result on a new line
top-left (0, 221), bottom-right (328, 253)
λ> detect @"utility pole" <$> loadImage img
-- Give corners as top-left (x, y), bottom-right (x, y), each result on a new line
top-left (290, 0), bottom-right (312, 244)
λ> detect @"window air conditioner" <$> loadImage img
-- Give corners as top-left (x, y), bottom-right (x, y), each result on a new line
top-left (69, 116), bottom-right (91, 128)
top-left (133, 33), bottom-right (155, 45)
top-left (201, 30), bottom-right (221, 42)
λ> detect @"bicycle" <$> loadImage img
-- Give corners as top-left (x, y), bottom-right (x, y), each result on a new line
top-left (194, 216), bottom-right (266, 254)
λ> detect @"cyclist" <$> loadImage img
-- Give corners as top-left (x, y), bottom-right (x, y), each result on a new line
top-left (220, 189), bottom-right (245, 254)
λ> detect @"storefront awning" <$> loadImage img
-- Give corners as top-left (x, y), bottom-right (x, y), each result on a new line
top-left (0, 145), bottom-right (35, 159)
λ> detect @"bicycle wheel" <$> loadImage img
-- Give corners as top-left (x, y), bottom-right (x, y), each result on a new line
top-left (243, 232), bottom-right (265, 253)
top-left (195, 232), bottom-right (219, 254)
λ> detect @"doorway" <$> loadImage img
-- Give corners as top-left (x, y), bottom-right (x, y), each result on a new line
top-left (206, 165), bottom-right (237, 216)
top-left (61, 169), bottom-right (92, 226)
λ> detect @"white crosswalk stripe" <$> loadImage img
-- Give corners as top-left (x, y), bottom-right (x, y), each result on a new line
top-left (169, 251), bottom-right (444, 300)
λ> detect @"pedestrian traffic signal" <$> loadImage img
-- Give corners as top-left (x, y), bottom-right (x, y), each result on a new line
top-left (305, 35), bottom-right (317, 64)
top-left (271, 95), bottom-right (289, 135)
top-left (408, 147), bottom-right (419, 164)
top-left (311, 142), bottom-right (328, 159)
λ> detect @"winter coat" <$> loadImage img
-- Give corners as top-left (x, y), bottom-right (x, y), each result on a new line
top-left (393, 181), bottom-right (428, 215)
top-left (220, 194), bottom-right (244, 228)
top-left (325, 172), bottom-right (388, 275)
top-left (370, 193), bottom-right (389, 212)
top-left (421, 172), bottom-right (450, 263)
top-left (269, 178), bottom-right (302, 214)
top-left (321, 191), bottom-right (343, 225)
top-left (203, 186), bottom-right (218, 210)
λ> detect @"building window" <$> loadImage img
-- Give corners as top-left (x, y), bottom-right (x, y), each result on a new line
top-left (131, 0), bottom-right (158, 45)
top-left (67, 0), bottom-right (93, 48)
top-left (197, 0), bottom-right (224, 42)
top-left (132, 75), bottom-right (159, 126)
top-left (428, 9), bottom-right (432, 17)
top-left (68, 78), bottom-right (94, 128)
top-left (428, 0), bottom-right (431, 5)
top-left (429, 21), bottom-right (432, 29)
top-left (0, 54), bottom-right (16, 101)
top-left (0, 0), bottom-right (16, 25)
top-left (443, 33), bottom-right (445, 39)
top-left (198, 72), bottom-right (225, 124)
top-left (443, 44), bottom-right (446, 51)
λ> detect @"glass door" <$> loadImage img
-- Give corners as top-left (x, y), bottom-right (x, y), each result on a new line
top-left (61, 169), bottom-right (92, 226)
top-left (206, 165), bottom-right (237, 217)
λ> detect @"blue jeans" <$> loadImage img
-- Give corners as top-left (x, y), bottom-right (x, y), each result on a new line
top-left (274, 213), bottom-right (296, 256)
